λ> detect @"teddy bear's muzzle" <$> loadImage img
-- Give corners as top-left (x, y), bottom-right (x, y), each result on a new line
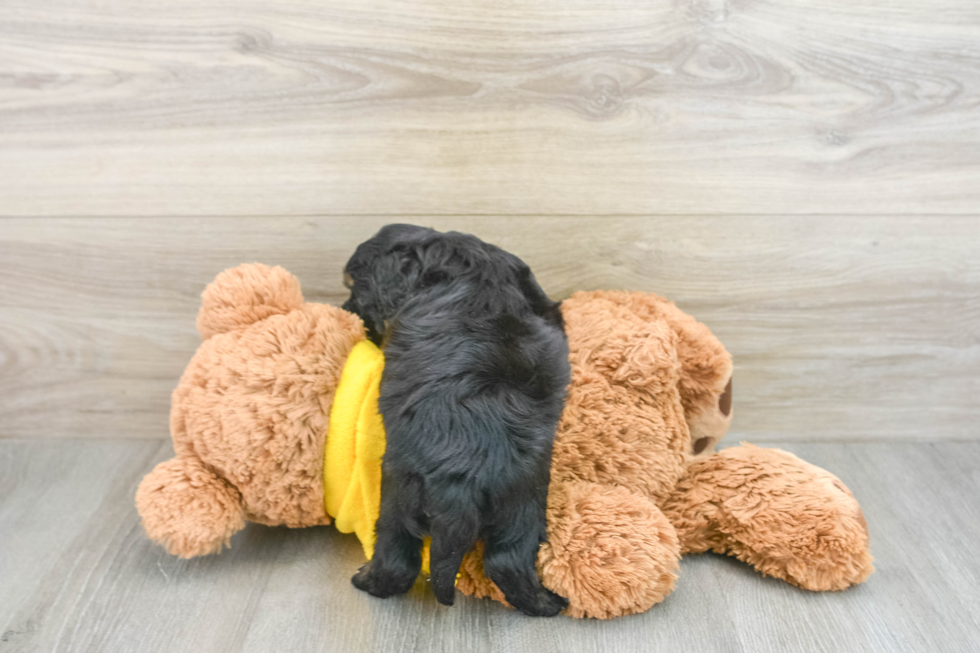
top-left (690, 376), bottom-right (733, 456)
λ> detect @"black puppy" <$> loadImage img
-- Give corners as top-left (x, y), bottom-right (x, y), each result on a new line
top-left (341, 224), bottom-right (570, 617)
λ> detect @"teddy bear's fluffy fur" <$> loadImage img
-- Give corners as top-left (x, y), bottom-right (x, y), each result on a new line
top-left (136, 264), bottom-right (873, 619)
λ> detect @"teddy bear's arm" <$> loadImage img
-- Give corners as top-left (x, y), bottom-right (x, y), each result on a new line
top-left (662, 444), bottom-right (874, 591)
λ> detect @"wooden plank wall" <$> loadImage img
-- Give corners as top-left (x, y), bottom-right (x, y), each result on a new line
top-left (1, 217), bottom-right (976, 441)
top-left (1, 0), bottom-right (979, 215)
top-left (1, 0), bottom-right (978, 441)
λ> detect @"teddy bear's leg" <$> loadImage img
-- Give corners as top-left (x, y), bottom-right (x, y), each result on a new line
top-left (539, 481), bottom-right (682, 618)
top-left (135, 456), bottom-right (246, 558)
top-left (457, 481), bottom-right (682, 619)
top-left (662, 444), bottom-right (874, 591)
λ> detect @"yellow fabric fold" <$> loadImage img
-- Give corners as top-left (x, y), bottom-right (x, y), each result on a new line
top-left (324, 339), bottom-right (387, 559)
top-left (323, 339), bottom-right (433, 574)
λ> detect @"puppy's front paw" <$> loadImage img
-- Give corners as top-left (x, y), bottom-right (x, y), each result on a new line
top-left (351, 561), bottom-right (417, 599)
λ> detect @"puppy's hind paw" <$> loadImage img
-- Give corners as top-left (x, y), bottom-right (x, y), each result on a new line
top-left (517, 586), bottom-right (568, 617)
top-left (351, 561), bottom-right (417, 599)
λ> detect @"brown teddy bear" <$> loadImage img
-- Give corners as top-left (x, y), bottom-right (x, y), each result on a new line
top-left (136, 263), bottom-right (873, 619)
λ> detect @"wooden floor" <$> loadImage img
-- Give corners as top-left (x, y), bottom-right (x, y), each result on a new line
top-left (1, 439), bottom-right (977, 653)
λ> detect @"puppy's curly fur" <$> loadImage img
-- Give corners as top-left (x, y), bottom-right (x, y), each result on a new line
top-left (342, 224), bottom-right (570, 616)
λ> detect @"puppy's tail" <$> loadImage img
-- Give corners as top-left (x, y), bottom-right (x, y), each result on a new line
top-left (428, 514), bottom-right (480, 606)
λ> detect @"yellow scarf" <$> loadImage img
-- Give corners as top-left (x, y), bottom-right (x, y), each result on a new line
top-left (323, 339), bottom-right (431, 573)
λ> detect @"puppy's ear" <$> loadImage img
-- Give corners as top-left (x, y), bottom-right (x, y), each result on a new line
top-left (368, 242), bottom-right (427, 316)
top-left (407, 238), bottom-right (454, 288)
top-left (421, 267), bottom-right (451, 288)
top-left (385, 242), bottom-right (426, 286)
top-left (516, 265), bottom-right (564, 329)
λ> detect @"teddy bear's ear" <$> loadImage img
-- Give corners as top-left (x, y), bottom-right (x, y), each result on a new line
top-left (196, 263), bottom-right (304, 339)
top-left (663, 308), bottom-right (733, 456)
top-left (589, 291), bottom-right (734, 456)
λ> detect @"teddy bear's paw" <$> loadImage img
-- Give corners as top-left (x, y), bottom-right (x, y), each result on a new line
top-left (351, 559), bottom-right (418, 599)
top-left (538, 481), bottom-right (681, 619)
top-left (773, 475), bottom-right (874, 591)
top-left (135, 456), bottom-right (245, 558)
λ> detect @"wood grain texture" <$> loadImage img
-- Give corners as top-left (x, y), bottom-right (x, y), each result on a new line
top-left (2, 439), bottom-right (978, 652)
top-left (1, 0), bottom-right (979, 216)
top-left (1, 216), bottom-right (978, 441)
